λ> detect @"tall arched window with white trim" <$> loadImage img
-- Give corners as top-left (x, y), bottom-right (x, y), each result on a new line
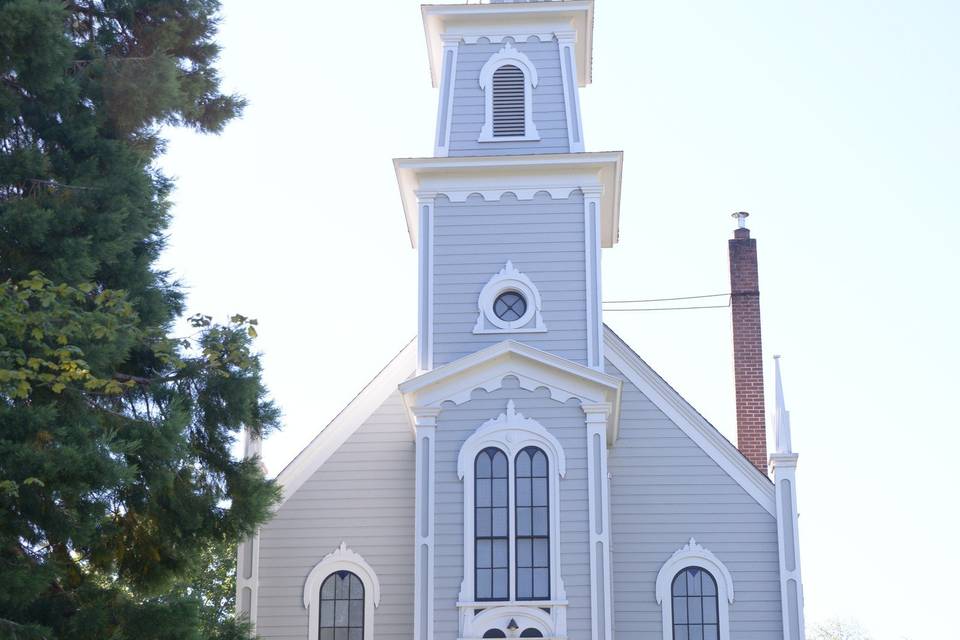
top-left (671, 567), bottom-right (720, 640)
top-left (515, 446), bottom-right (549, 600)
top-left (478, 43), bottom-right (540, 142)
top-left (319, 571), bottom-right (364, 640)
top-left (476, 447), bottom-right (510, 601)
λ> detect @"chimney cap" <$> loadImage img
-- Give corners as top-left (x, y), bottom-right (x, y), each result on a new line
top-left (732, 211), bottom-right (750, 229)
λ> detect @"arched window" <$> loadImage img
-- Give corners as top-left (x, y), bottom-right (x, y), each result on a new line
top-left (476, 447), bottom-right (509, 601)
top-left (491, 65), bottom-right (526, 137)
top-left (671, 567), bottom-right (719, 640)
top-left (478, 43), bottom-right (540, 142)
top-left (515, 447), bottom-right (549, 600)
top-left (520, 629), bottom-right (544, 638)
top-left (483, 630), bottom-right (507, 639)
top-left (319, 571), bottom-right (364, 640)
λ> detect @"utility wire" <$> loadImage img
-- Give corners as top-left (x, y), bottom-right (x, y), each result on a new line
top-left (603, 303), bottom-right (730, 312)
top-left (603, 292), bottom-right (730, 304)
top-left (602, 292), bottom-right (732, 313)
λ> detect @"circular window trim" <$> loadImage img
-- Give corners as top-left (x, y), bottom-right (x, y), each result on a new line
top-left (474, 261), bottom-right (546, 333)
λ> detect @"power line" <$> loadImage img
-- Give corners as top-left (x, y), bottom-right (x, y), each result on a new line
top-left (603, 292), bottom-right (730, 304)
top-left (602, 291), bottom-right (731, 312)
top-left (603, 303), bottom-right (730, 312)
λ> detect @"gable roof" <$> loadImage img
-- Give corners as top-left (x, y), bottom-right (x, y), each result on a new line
top-left (273, 331), bottom-right (774, 515)
top-left (602, 325), bottom-right (776, 515)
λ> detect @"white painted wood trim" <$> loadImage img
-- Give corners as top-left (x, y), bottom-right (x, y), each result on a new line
top-left (416, 193), bottom-right (436, 372)
top-left (603, 327), bottom-right (777, 515)
top-left (556, 30), bottom-right (585, 152)
top-left (434, 35), bottom-right (460, 157)
top-left (655, 539), bottom-right (735, 640)
top-left (413, 408), bottom-right (440, 640)
top-left (583, 403), bottom-right (614, 640)
top-left (274, 340), bottom-right (417, 507)
top-left (303, 543), bottom-right (381, 640)
top-left (473, 261), bottom-right (547, 334)
top-left (478, 42), bottom-right (540, 142)
top-left (235, 530), bottom-right (260, 629)
top-left (582, 187), bottom-right (603, 371)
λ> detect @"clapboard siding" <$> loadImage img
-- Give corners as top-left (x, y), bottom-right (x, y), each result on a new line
top-left (606, 360), bottom-right (784, 639)
top-left (256, 391), bottom-right (415, 640)
top-left (448, 38), bottom-right (570, 156)
top-left (432, 191), bottom-right (588, 367)
top-left (432, 380), bottom-right (593, 638)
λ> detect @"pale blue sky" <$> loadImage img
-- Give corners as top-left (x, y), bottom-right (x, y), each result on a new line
top-left (157, 1), bottom-right (960, 637)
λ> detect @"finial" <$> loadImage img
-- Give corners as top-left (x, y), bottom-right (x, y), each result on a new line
top-left (507, 619), bottom-right (519, 631)
top-left (773, 355), bottom-right (793, 454)
top-left (732, 211), bottom-right (750, 229)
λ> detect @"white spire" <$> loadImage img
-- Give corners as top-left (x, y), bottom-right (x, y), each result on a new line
top-left (773, 355), bottom-right (792, 454)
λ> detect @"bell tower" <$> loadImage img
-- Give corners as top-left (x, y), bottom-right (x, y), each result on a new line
top-left (395, 0), bottom-right (622, 374)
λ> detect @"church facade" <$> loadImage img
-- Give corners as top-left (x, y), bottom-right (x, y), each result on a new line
top-left (238, 2), bottom-right (806, 639)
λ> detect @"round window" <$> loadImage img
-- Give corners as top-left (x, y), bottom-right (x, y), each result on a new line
top-left (493, 291), bottom-right (527, 322)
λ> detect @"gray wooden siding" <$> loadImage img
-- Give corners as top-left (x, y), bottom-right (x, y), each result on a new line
top-left (433, 380), bottom-right (593, 638)
top-left (448, 38), bottom-right (570, 156)
top-left (256, 391), bottom-right (415, 640)
top-left (432, 191), bottom-right (588, 367)
top-left (606, 361), bottom-right (784, 639)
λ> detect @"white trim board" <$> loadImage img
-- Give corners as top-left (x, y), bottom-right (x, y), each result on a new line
top-left (421, 1), bottom-right (594, 88)
top-left (603, 325), bottom-right (776, 516)
top-left (272, 339), bottom-right (417, 508)
top-left (394, 151), bottom-right (624, 249)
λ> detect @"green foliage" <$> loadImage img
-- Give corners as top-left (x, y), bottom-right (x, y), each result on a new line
top-left (0, 1), bottom-right (275, 639)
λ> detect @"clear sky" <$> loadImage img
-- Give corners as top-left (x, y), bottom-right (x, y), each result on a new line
top-left (156, 1), bottom-right (960, 637)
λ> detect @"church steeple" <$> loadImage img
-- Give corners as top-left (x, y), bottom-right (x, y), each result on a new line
top-left (396, 0), bottom-right (620, 374)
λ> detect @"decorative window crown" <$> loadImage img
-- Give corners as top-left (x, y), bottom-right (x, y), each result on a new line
top-left (478, 43), bottom-right (540, 142)
top-left (474, 261), bottom-right (546, 334)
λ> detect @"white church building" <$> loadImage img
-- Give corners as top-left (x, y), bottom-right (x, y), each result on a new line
top-left (237, 2), bottom-right (806, 639)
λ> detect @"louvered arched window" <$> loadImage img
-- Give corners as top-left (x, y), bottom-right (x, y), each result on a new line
top-left (478, 43), bottom-right (540, 142)
top-left (671, 567), bottom-right (720, 640)
top-left (475, 447), bottom-right (510, 601)
top-left (492, 65), bottom-right (526, 137)
top-left (515, 446), bottom-right (549, 600)
top-left (319, 571), bottom-right (365, 640)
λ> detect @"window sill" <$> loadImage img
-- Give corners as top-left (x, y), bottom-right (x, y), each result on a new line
top-left (456, 599), bottom-right (568, 609)
top-left (477, 134), bottom-right (542, 143)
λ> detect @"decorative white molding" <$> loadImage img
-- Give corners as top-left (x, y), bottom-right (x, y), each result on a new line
top-left (582, 188), bottom-right (603, 370)
top-left (434, 35), bottom-right (460, 157)
top-left (556, 30), bottom-right (585, 152)
top-left (274, 340), bottom-right (417, 507)
top-left (303, 543), bottom-right (381, 640)
top-left (462, 603), bottom-right (563, 640)
top-left (478, 43), bottom-right (540, 142)
top-left (474, 261), bottom-right (547, 334)
top-left (603, 327), bottom-right (777, 515)
top-left (412, 408), bottom-right (440, 640)
top-left (770, 356), bottom-right (806, 640)
top-left (463, 33), bottom-right (553, 45)
top-left (399, 340), bottom-right (622, 444)
top-left (457, 401), bottom-right (568, 637)
top-left (656, 539), bottom-right (735, 640)
top-left (583, 403), bottom-right (613, 640)
top-left (417, 192), bottom-right (436, 371)
top-left (235, 530), bottom-right (260, 629)
top-left (394, 152), bottom-right (624, 250)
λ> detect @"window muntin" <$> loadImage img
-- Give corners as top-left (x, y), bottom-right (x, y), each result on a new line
top-left (491, 64), bottom-right (526, 137)
top-left (671, 567), bottom-right (719, 640)
top-left (319, 571), bottom-right (364, 640)
top-left (493, 291), bottom-right (527, 322)
top-left (476, 448), bottom-right (510, 601)
top-left (515, 447), bottom-right (550, 600)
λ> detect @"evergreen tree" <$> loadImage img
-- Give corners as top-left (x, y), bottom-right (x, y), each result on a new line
top-left (0, 1), bottom-right (278, 638)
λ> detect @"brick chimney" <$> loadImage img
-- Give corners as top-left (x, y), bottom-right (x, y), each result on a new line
top-left (728, 212), bottom-right (767, 472)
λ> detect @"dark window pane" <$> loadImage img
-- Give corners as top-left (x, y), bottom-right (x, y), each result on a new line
top-left (517, 508), bottom-right (531, 536)
top-left (494, 292), bottom-right (527, 321)
top-left (492, 452), bottom-right (508, 478)
top-left (672, 573), bottom-right (686, 596)
top-left (689, 626), bottom-right (703, 640)
top-left (477, 452), bottom-right (491, 478)
top-left (520, 630), bottom-right (544, 638)
top-left (533, 539), bottom-right (549, 567)
top-left (688, 596), bottom-right (702, 624)
top-left (349, 629), bottom-right (363, 640)
top-left (532, 451), bottom-right (547, 477)
top-left (533, 568), bottom-right (549, 598)
top-left (477, 479), bottom-right (491, 507)
top-left (702, 573), bottom-right (716, 596)
top-left (532, 478), bottom-right (548, 507)
top-left (349, 601), bottom-right (363, 627)
top-left (516, 450), bottom-right (531, 477)
top-left (493, 540), bottom-right (508, 568)
top-left (335, 600), bottom-right (349, 626)
top-left (322, 575), bottom-right (336, 599)
top-left (517, 538), bottom-right (532, 567)
top-left (703, 625), bottom-right (718, 640)
top-left (674, 625), bottom-right (688, 640)
top-left (492, 478), bottom-right (508, 507)
top-left (335, 574), bottom-right (350, 599)
top-left (702, 597), bottom-right (717, 623)
top-left (493, 507), bottom-right (508, 537)
top-left (320, 600), bottom-right (335, 626)
top-left (673, 597), bottom-right (687, 623)
top-left (492, 568), bottom-right (509, 599)
top-left (483, 631), bottom-right (507, 639)
top-left (334, 629), bottom-right (348, 640)
top-left (350, 575), bottom-right (363, 599)
top-left (476, 508), bottom-right (491, 536)
top-left (517, 478), bottom-right (531, 506)
top-left (533, 507), bottom-right (548, 536)
top-left (517, 568), bottom-right (532, 598)
top-left (687, 569), bottom-right (701, 596)
top-left (476, 540), bottom-right (492, 568)
top-left (477, 570), bottom-right (491, 599)
top-left (320, 629), bottom-right (334, 640)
